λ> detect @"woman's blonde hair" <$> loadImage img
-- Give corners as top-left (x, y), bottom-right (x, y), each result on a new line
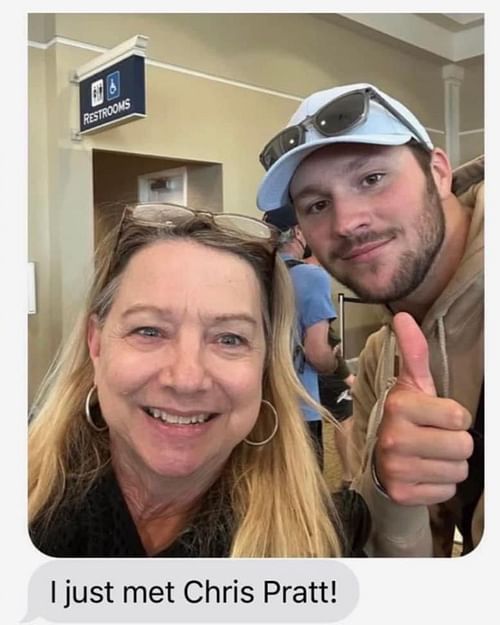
top-left (29, 208), bottom-right (344, 557)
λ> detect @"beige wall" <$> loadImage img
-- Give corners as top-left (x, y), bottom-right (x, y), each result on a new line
top-left (459, 56), bottom-right (484, 163)
top-left (330, 286), bottom-right (386, 363)
top-left (27, 13), bottom-right (484, 403)
top-left (29, 47), bottom-right (53, 398)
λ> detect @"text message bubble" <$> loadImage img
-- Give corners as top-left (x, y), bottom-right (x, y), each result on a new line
top-left (25, 558), bottom-right (359, 622)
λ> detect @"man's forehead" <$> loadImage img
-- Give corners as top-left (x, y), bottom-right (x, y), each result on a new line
top-left (289, 143), bottom-right (405, 197)
top-left (299, 142), bottom-right (397, 166)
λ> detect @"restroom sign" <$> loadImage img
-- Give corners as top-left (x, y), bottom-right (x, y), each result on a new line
top-left (79, 55), bottom-right (145, 134)
top-left (91, 79), bottom-right (104, 106)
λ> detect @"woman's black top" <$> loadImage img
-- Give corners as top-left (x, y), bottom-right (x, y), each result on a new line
top-left (30, 469), bottom-right (370, 558)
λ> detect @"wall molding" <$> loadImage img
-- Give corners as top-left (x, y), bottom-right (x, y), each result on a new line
top-left (28, 37), bottom-right (302, 102)
top-left (29, 36), bottom-right (484, 137)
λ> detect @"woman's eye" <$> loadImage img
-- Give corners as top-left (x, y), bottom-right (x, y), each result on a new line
top-left (217, 333), bottom-right (246, 347)
top-left (134, 327), bottom-right (162, 338)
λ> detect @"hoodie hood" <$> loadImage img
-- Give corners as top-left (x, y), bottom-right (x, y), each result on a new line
top-left (365, 155), bottom-right (484, 402)
top-left (421, 155), bottom-right (484, 338)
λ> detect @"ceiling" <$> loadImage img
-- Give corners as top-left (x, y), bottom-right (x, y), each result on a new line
top-left (317, 13), bottom-right (484, 63)
top-left (440, 13), bottom-right (484, 26)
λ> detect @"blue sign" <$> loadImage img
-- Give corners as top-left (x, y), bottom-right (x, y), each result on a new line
top-left (79, 55), bottom-right (145, 134)
top-left (106, 71), bottom-right (120, 101)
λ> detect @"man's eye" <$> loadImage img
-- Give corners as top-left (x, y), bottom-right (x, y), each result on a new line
top-left (362, 173), bottom-right (384, 187)
top-left (305, 200), bottom-right (328, 215)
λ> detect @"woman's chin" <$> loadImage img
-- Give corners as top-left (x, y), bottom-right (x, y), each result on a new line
top-left (142, 449), bottom-right (222, 482)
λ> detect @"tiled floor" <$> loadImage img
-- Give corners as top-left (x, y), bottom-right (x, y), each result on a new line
top-left (322, 419), bottom-right (344, 492)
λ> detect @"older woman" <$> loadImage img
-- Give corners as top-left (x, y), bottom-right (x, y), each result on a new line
top-left (29, 204), bottom-right (369, 557)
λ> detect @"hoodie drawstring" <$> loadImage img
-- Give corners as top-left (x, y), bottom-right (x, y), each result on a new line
top-left (437, 317), bottom-right (450, 398)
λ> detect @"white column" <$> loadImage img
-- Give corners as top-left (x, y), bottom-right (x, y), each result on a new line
top-left (442, 64), bottom-right (465, 168)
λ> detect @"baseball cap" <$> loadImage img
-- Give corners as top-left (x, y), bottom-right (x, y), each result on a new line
top-left (262, 204), bottom-right (298, 232)
top-left (257, 82), bottom-right (433, 211)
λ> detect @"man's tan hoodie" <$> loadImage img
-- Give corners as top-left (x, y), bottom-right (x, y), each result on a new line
top-left (351, 155), bottom-right (484, 557)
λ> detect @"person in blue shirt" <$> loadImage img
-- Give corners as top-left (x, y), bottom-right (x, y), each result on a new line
top-left (263, 205), bottom-right (339, 469)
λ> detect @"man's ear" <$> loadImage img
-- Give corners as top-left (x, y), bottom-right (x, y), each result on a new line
top-left (87, 314), bottom-right (102, 365)
top-left (294, 225), bottom-right (304, 242)
top-left (429, 147), bottom-right (454, 201)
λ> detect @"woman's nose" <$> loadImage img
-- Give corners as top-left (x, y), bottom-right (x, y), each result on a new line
top-left (157, 338), bottom-right (212, 394)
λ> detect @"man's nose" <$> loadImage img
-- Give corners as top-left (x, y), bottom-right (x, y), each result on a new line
top-left (157, 337), bottom-right (212, 394)
top-left (329, 194), bottom-right (372, 238)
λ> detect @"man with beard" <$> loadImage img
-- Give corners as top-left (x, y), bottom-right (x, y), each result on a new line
top-left (256, 83), bottom-right (484, 557)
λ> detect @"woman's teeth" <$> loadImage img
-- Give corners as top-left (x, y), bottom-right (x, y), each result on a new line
top-left (145, 407), bottom-right (212, 424)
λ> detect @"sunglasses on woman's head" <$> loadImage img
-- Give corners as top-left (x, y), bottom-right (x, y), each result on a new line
top-left (111, 203), bottom-right (280, 260)
top-left (103, 203), bottom-right (280, 286)
top-left (259, 86), bottom-right (430, 171)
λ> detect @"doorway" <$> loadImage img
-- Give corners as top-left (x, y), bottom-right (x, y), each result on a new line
top-left (92, 149), bottom-right (223, 247)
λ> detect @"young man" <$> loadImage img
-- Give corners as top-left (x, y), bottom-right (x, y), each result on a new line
top-left (257, 83), bottom-right (484, 557)
top-left (263, 205), bottom-right (339, 469)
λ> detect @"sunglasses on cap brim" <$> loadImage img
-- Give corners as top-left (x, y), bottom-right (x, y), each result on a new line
top-left (259, 86), bottom-right (430, 171)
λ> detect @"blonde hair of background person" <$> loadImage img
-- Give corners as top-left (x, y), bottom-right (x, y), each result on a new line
top-left (28, 209), bottom-right (346, 557)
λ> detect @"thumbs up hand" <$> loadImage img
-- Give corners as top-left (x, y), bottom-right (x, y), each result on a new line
top-left (374, 312), bottom-right (474, 506)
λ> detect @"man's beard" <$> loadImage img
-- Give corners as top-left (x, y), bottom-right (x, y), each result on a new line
top-left (326, 179), bottom-right (446, 304)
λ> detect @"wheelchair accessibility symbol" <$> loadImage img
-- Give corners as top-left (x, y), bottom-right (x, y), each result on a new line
top-left (106, 71), bottom-right (120, 101)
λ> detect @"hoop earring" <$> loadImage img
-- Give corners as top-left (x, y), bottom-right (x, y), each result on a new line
top-left (244, 399), bottom-right (279, 446)
top-left (85, 385), bottom-right (108, 432)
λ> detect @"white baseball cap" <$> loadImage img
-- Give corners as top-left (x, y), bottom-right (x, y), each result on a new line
top-left (256, 83), bottom-right (433, 211)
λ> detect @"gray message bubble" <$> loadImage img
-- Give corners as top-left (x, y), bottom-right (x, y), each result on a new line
top-left (24, 559), bottom-right (359, 622)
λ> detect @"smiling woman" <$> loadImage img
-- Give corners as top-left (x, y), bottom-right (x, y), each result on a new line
top-left (28, 204), bottom-right (370, 558)
top-left (88, 240), bottom-right (269, 492)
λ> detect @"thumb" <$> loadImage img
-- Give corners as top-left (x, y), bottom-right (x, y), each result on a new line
top-left (393, 312), bottom-right (436, 396)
